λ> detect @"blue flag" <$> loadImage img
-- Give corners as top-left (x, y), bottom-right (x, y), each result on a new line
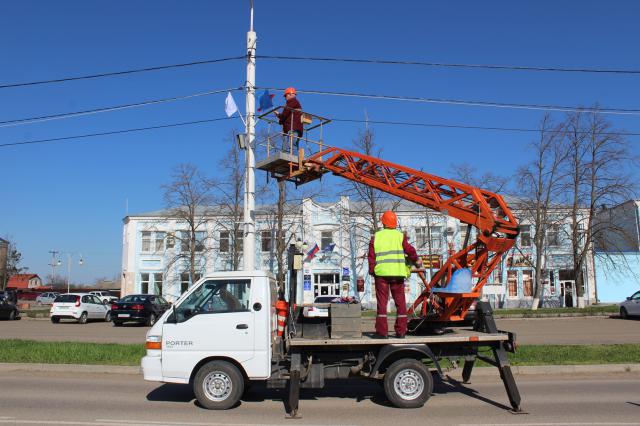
top-left (258, 90), bottom-right (274, 112)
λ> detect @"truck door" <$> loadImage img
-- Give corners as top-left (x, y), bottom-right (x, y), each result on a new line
top-left (161, 278), bottom-right (255, 380)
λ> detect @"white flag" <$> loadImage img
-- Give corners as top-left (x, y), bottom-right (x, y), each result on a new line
top-left (225, 92), bottom-right (238, 117)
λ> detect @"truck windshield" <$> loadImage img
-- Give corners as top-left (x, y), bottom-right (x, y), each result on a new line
top-left (173, 279), bottom-right (251, 323)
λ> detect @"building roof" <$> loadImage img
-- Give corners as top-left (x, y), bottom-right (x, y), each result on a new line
top-left (7, 274), bottom-right (40, 289)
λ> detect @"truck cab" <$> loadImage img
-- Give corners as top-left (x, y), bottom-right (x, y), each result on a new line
top-left (142, 271), bottom-right (277, 393)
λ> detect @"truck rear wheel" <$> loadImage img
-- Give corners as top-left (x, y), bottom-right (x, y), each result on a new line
top-left (193, 361), bottom-right (244, 410)
top-left (383, 358), bottom-right (433, 408)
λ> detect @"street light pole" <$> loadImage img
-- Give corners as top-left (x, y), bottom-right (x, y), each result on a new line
top-left (243, 0), bottom-right (257, 271)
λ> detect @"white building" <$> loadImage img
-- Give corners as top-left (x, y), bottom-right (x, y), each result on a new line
top-left (122, 196), bottom-right (596, 308)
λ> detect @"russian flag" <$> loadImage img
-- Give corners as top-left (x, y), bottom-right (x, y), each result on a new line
top-left (305, 243), bottom-right (320, 261)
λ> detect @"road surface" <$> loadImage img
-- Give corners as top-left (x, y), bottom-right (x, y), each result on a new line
top-left (0, 369), bottom-right (638, 425)
top-left (1, 315), bottom-right (638, 345)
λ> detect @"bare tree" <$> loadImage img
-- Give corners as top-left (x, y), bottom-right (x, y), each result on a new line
top-left (162, 163), bottom-right (215, 287)
top-left (449, 163), bottom-right (508, 194)
top-left (515, 115), bottom-right (567, 309)
top-left (1, 237), bottom-right (27, 289)
top-left (210, 134), bottom-right (246, 271)
top-left (561, 110), bottom-right (637, 307)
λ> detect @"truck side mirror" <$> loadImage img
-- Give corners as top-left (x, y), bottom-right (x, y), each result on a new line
top-left (253, 302), bottom-right (262, 311)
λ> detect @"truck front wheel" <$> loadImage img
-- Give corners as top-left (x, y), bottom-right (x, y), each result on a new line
top-left (193, 361), bottom-right (244, 410)
top-left (383, 358), bottom-right (433, 408)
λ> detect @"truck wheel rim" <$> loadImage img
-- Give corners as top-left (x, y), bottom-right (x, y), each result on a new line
top-left (203, 372), bottom-right (232, 401)
top-left (394, 369), bottom-right (424, 400)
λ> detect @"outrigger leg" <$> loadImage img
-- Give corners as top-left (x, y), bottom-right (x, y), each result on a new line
top-left (286, 352), bottom-right (302, 419)
top-left (474, 302), bottom-right (524, 413)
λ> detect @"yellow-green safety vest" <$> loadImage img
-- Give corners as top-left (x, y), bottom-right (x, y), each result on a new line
top-left (374, 228), bottom-right (409, 278)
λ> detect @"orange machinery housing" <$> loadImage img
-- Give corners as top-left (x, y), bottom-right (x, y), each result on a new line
top-left (258, 146), bottom-right (519, 324)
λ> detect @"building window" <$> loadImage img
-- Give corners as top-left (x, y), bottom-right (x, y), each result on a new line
top-left (154, 232), bottom-right (165, 252)
top-left (547, 224), bottom-right (561, 246)
top-left (507, 270), bottom-right (517, 297)
top-left (141, 232), bottom-right (152, 253)
top-left (181, 231), bottom-right (206, 252)
top-left (180, 272), bottom-right (202, 294)
top-left (519, 225), bottom-right (531, 247)
top-left (141, 273), bottom-right (150, 294)
top-left (321, 231), bottom-right (333, 250)
top-left (261, 230), bottom-right (272, 252)
top-left (522, 270), bottom-right (533, 297)
top-left (548, 270), bottom-right (556, 294)
top-left (166, 233), bottom-right (175, 249)
top-left (416, 227), bottom-right (428, 248)
top-left (234, 230), bottom-right (243, 253)
top-left (429, 226), bottom-right (442, 251)
top-left (195, 231), bottom-right (206, 252)
top-left (220, 231), bottom-right (230, 253)
top-left (153, 273), bottom-right (163, 296)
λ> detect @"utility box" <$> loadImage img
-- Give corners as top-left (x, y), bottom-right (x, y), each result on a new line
top-left (330, 303), bottom-right (362, 339)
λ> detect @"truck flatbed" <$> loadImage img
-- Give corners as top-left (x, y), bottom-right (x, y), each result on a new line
top-left (288, 328), bottom-right (509, 346)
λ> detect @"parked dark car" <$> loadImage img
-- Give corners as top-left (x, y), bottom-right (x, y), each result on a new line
top-left (0, 292), bottom-right (21, 320)
top-left (111, 294), bottom-right (170, 326)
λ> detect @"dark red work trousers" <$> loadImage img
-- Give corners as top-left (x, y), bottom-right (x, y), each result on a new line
top-left (374, 276), bottom-right (407, 337)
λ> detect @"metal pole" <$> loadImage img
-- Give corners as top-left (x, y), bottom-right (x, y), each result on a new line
top-left (67, 253), bottom-right (71, 294)
top-left (243, 0), bottom-right (257, 271)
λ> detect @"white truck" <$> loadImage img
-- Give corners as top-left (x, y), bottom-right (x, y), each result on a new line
top-left (141, 270), bottom-right (522, 417)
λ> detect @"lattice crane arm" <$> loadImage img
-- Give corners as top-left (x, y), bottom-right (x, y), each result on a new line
top-left (262, 146), bottom-right (519, 323)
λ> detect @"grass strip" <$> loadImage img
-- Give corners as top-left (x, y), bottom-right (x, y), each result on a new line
top-left (0, 340), bottom-right (638, 367)
top-left (0, 339), bottom-right (145, 366)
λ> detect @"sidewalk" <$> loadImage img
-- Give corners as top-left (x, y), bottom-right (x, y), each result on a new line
top-left (1, 362), bottom-right (638, 376)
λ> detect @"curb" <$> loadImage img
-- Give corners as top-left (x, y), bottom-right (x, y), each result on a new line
top-left (0, 362), bottom-right (140, 375)
top-left (445, 363), bottom-right (640, 377)
top-left (1, 362), bottom-right (638, 376)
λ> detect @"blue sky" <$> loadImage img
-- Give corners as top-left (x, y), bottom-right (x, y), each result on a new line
top-left (1, 1), bottom-right (639, 283)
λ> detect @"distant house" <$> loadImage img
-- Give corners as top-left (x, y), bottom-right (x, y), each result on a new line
top-left (7, 274), bottom-right (43, 289)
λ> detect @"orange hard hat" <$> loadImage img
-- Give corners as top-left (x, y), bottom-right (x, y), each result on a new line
top-left (381, 211), bottom-right (397, 229)
top-left (284, 87), bottom-right (297, 97)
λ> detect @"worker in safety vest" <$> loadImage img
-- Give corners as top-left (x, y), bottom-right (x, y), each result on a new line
top-left (368, 211), bottom-right (419, 338)
top-left (275, 87), bottom-right (303, 151)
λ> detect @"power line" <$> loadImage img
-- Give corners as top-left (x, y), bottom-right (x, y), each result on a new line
top-left (258, 55), bottom-right (640, 75)
top-left (329, 117), bottom-right (640, 137)
top-left (3, 113), bottom-right (638, 150)
top-left (258, 86), bottom-right (640, 116)
top-left (0, 87), bottom-right (242, 128)
top-left (0, 56), bottom-right (245, 90)
top-left (0, 117), bottom-right (233, 148)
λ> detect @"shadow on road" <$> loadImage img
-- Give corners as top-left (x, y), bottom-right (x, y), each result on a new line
top-left (435, 375), bottom-right (513, 411)
top-left (146, 375), bottom-right (512, 411)
top-left (147, 383), bottom-right (195, 403)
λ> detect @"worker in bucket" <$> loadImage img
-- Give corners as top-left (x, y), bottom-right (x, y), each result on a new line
top-left (275, 87), bottom-right (303, 151)
top-left (368, 211), bottom-right (420, 338)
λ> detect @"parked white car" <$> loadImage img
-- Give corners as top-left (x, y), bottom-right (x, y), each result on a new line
top-left (89, 291), bottom-right (118, 304)
top-left (50, 293), bottom-right (111, 324)
top-left (619, 290), bottom-right (640, 319)
top-left (35, 292), bottom-right (60, 305)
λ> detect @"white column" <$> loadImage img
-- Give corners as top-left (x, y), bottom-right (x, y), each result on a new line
top-left (243, 1), bottom-right (257, 271)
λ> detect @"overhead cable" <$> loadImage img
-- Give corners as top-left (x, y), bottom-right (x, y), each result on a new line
top-left (258, 86), bottom-right (640, 116)
top-left (0, 56), bottom-right (245, 89)
top-left (0, 87), bottom-right (242, 128)
top-left (329, 117), bottom-right (640, 137)
top-left (3, 114), bottom-right (638, 150)
top-left (0, 117), bottom-right (233, 148)
top-left (258, 55), bottom-right (640, 75)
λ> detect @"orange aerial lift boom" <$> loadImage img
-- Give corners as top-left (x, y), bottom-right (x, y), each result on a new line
top-left (258, 140), bottom-right (518, 325)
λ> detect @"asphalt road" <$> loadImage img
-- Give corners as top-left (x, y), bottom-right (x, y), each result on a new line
top-left (2, 315), bottom-right (639, 345)
top-left (0, 369), bottom-right (638, 425)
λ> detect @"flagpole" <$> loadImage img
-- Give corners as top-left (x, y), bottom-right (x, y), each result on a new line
top-left (243, 0), bottom-right (257, 271)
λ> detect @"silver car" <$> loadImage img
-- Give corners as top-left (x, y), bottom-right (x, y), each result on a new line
top-left (619, 290), bottom-right (640, 319)
top-left (35, 292), bottom-right (60, 305)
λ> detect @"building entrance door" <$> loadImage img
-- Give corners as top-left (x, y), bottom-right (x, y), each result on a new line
top-left (314, 273), bottom-right (340, 298)
top-left (560, 281), bottom-right (575, 308)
